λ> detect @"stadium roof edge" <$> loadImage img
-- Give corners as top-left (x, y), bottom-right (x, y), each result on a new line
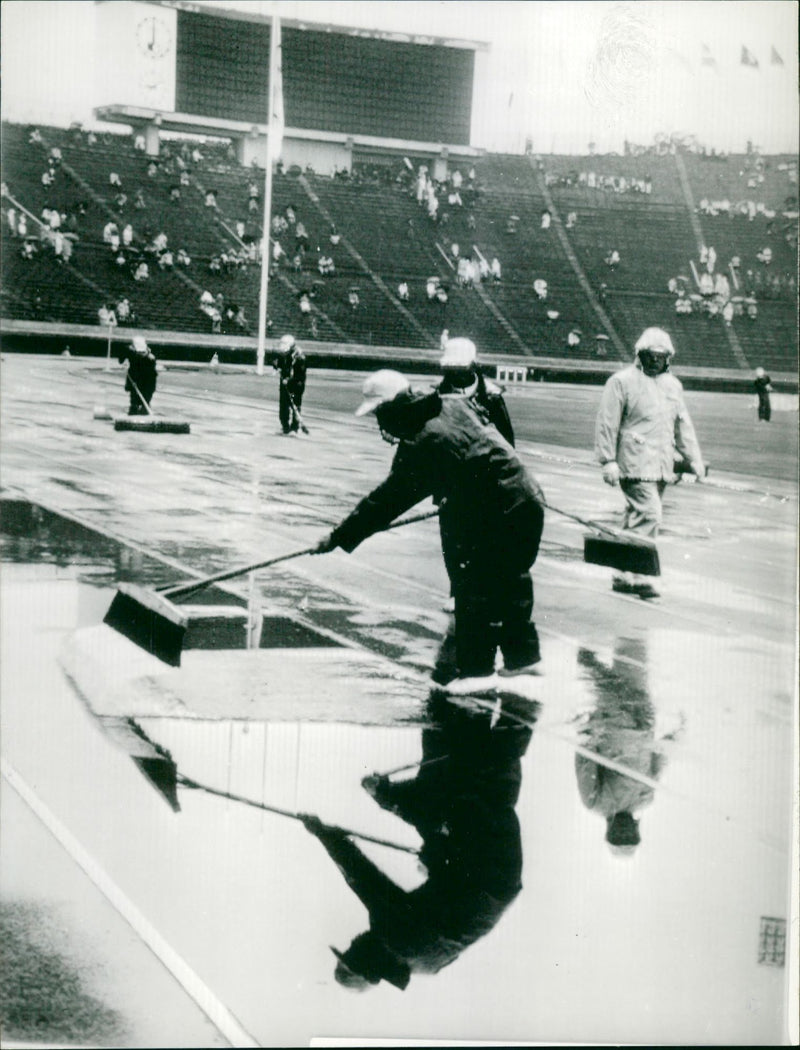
top-left (109, 0), bottom-right (490, 51)
top-left (93, 104), bottom-right (485, 157)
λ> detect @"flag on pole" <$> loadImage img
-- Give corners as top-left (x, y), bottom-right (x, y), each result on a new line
top-left (740, 45), bottom-right (759, 68)
top-left (770, 46), bottom-right (784, 66)
top-left (700, 43), bottom-right (717, 68)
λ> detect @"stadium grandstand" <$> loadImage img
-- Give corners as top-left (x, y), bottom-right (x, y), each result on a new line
top-left (1, 0), bottom-right (797, 389)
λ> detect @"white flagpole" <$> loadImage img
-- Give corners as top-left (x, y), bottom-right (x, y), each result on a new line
top-left (257, 14), bottom-right (280, 376)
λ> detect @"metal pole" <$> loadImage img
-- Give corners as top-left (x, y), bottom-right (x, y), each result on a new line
top-left (104, 323), bottom-right (113, 371)
top-left (256, 14), bottom-right (280, 376)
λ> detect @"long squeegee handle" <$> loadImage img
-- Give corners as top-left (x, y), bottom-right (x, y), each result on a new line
top-left (542, 500), bottom-right (625, 540)
top-left (160, 507), bottom-right (440, 599)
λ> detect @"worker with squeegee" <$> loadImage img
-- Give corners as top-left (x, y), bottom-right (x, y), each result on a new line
top-left (272, 333), bottom-right (308, 435)
top-left (595, 326), bottom-right (706, 600)
top-left (314, 370), bottom-right (546, 695)
top-left (118, 335), bottom-right (158, 416)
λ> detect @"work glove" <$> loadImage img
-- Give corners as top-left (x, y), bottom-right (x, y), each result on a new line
top-left (602, 461), bottom-right (620, 486)
top-left (313, 531), bottom-right (338, 554)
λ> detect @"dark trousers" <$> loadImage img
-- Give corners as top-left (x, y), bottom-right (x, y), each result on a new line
top-left (433, 570), bottom-right (540, 682)
top-left (757, 396), bottom-right (771, 421)
top-left (127, 388), bottom-right (153, 415)
top-left (279, 384), bottom-right (303, 432)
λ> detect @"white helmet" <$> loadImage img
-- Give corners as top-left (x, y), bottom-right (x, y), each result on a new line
top-left (355, 370), bottom-right (410, 417)
top-left (279, 333), bottom-right (296, 352)
top-left (440, 337), bottom-right (477, 369)
top-left (131, 336), bottom-right (149, 355)
top-left (634, 327), bottom-right (675, 357)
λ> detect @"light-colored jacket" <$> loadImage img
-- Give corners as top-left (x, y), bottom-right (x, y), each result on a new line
top-left (595, 364), bottom-right (704, 481)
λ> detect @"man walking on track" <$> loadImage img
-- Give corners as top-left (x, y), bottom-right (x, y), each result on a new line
top-left (118, 336), bottom-right (158, 415)
top-left (272, 333), bottom-right (307, 434)
top-left (595, 327), bottom-right (705, 600)
top-left (436, 336), bottom-right (515, 446)
top-left (315, 370), bottom-right (546, 691)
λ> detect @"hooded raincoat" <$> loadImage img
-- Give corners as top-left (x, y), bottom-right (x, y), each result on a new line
top-left (595, 360), bottom-right (704, 481)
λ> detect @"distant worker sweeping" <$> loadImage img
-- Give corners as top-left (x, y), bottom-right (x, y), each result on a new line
top-left (272, 333), bottom-right (307, 434)
top-left (315, 370), bottom-right (546, 692)
top-left (118, 336), bottom-right (158, 416)
top-left (595, 327), bottom-right (705, 599)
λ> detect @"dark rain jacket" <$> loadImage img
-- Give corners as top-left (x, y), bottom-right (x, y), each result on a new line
top-left (119, 349), bottom-right (158, 402)
top-left (272, 347), bottom-right (307, 394)
top-left (437, 372), bottom-right (515, 446)
top-left (329, 392), bottom-right (545, 583)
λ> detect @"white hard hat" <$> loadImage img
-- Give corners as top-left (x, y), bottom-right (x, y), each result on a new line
top-left (131, 336), bottom-right (149, 355)
top-left (279, 333), bottom-right (296, 352)
top-left (354, 370), bottom-right (410, 417)
top-left (440, 337), bottom-right (477, 369)
top-left (635, 327), bottom-right (675, 356)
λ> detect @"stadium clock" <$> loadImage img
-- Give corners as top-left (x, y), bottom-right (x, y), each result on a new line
top-left (136, 15), bottom-right (171, 58)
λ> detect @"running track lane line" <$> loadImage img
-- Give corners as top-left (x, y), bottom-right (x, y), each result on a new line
top-left (1, 757), bottom-right (261, 1050)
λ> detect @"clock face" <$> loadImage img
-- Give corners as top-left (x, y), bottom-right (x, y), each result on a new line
top-left (136, 15), bottom-right (171, 58)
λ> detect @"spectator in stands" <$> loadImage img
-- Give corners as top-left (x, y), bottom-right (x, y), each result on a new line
top-left (540, 209), bottom-right (551, 230)
top-left (477, 257), bottom-right (490, 282)
top-left (427, 193), bottom-right (439, 221)
top-left (753, 367), bottom-right (772, 421)
top-left (285, 205), bottom-right (297, 226)
top-left (5, 206), bottom-right (17, 237)
top-left (147, 162), bottom-right (158, 178)
top-left (205, 189), bottom-right (218, 209)
top-left (565, 211), bottom-right (577, 229)
top-left (698, 271), bottom-right (714, 296)
top-left (109, 172), bottom-right (122, 188)
top-left (567, 329), bottom-right (581, 348)
top-left (114, 192), bottom-right (127, 212)
top-left (41, 170), bottom-right (54, 188)
top-left (134, 134), bottom-right (145, 151)
top-left (329, 224), bottom-right (341, 246)
top-left (314, 369), bottom-right (544, 690)
top-left (134, 189), bottom-right (146, 209)
top-left (295, 222), bottom-right (309, 252)
top-left (713, 273), bottom-right (730, 300)
top-left (436, 285), bottom-right (449, 305)
top-left (158, 249), bottom-right (174, 270)
top-left (118, 336), bottom-right (158, 416)
top-left (397, 281), bottom-right (410, 302)
top-left (272, 333), bottom-right (307, 435)
top-left (533, 278), bottom-right (548, 301)
top-left (122, 223), bottom-right (133, 246)
top-left (177, 248), bottom-right (191, 267)
top-left (490, 258), bottom-right (502, 282)
top-left (298, 292), bottom-right (312, 316)
top-left (466, 212), bottom-right (476, 231)
top-left (98, 304), bottom-right (117, 328)
top-left (427, 277), bottom-right (439, 301)
top-left (115, 250), bottom-right (127, 269)
top-left (133, 261), bottom-right (149, 282)
top-left (348, 288), bottom-right (361, 310)
top-left (595, 327), bottom-right (705, 600)
top-left (746, 298), bottom-right (758, 320)
top-left (29, 128), bottom-right (42, 144)
top-left (20, 240), bottom-right (37, 260)
top-left (116, 298), bottom-right (132, 324)
top-left (722, 300), bottom-right (734, 326)
top-left (604, 249), bottom-right (620, 270)
top-left (170, 186), bottom-right (181, 202)
top-left (756, 247), bottom-right (773, 265)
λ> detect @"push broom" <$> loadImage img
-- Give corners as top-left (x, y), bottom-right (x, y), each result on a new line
top-left (103, 508), bottom-right (440, 667)
top-left (113, 376), bottom-right (191, 434)
top-left (544, 500), bottom-right (660, 577)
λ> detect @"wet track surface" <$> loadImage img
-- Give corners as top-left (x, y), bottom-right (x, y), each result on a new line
top-left (1, 356), bottom-right (796, 1045)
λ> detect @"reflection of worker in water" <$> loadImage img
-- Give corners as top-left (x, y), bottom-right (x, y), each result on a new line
top-left (575, 640), bottom-right (682, 855)
top-left (303, 691), bottom-right (537, 990)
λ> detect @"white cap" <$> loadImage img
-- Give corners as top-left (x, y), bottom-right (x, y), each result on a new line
top-left (279, 333), bottom-right (296, 352)
top-left (440, 337), bottom-right (477, 369)
top-left (354, 370), bottom-right (409, 417)
top-left (131, 336), bottom-right (149, 355)
top-left (634, 327), bottom-right (675, 356)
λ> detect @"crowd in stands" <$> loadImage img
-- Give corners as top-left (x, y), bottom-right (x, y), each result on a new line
top-left (545, 170), bottom-right (653, 195)
top-left (666, 238), bottom-right (797, 326)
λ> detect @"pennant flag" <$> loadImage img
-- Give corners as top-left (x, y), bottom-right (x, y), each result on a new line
top-left (771, 46), bottom-right (784, 66)
top-left (701, 43), bottom-right (717, 68)
top-left (741, 45), bottom-right (759, 68)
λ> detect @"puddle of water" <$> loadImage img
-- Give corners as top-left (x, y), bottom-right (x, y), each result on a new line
top-left (1, 499), bottom-right (793, 1046)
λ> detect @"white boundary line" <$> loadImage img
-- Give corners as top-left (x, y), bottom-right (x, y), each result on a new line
top-left (1, 757), bottom-right (260, 1050)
